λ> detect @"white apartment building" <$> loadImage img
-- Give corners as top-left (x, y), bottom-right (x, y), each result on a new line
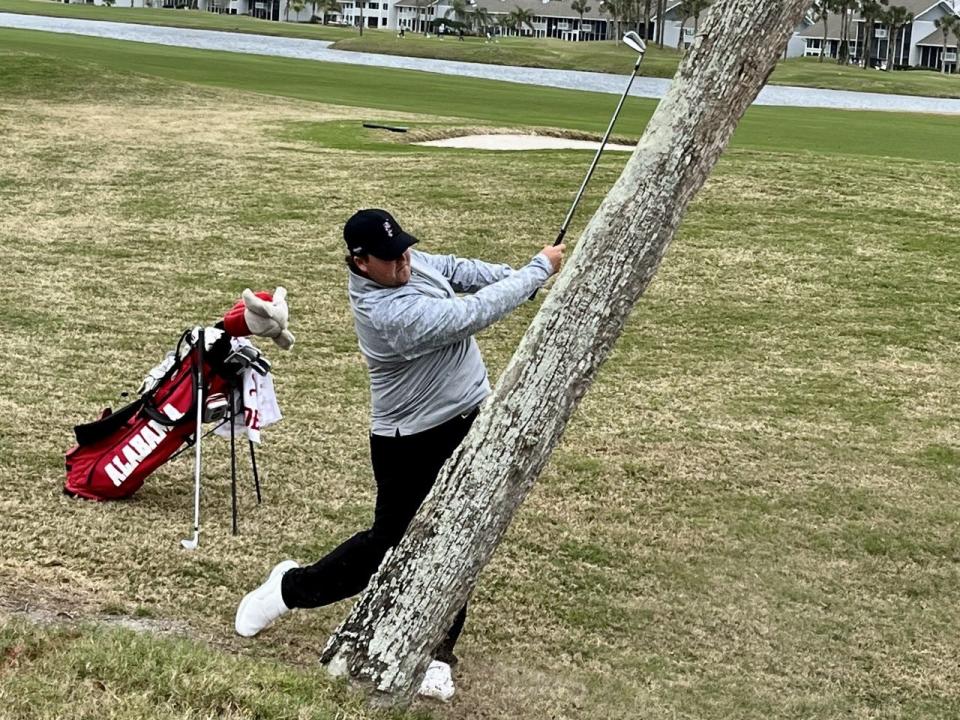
top-left (69, 0), bottom-right (314, 22)
top-left (73, 0), bottom-right (955, 71)
top-left (338, 0), bottom-right (613, 39)
top-left (797, 0), bottom-right (960, 71)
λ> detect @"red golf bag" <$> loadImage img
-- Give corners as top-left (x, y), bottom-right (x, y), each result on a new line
top-left (64, 329), bottom-right (239, 501)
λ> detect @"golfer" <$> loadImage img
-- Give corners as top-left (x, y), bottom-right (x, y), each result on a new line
top-left (235, 209), bottom-right (565, 699)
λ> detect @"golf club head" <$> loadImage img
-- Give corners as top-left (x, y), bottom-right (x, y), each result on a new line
top-left (623, 31), bottom-right (646, 55)
top-left (181, 533), bottom-right (199, 550)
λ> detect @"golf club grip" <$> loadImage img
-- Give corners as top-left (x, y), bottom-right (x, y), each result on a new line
top-left (554, 227), bottom-right (567, 246)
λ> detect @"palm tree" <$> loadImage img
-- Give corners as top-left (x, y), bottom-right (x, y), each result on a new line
top-left (600, 0), bottom-right (628, 44)
top-left (656, 0), bottom-right (666, 47)
top-left (507, 5), bottom-right (535, 35)
top-left (470, 5), bottom-right (493, 34)
top-left (676, 0), bottom-right (690, 48)
top-left (883, 5), bottom-right (912, 71)
top-left (934, 15), bottom-right (957, 74)
top-left (312, 0), bottom-right (341, 23)
top-left (327, 0), bottom-right (344, 23)
top-left (834, 0), bottom-right (855, 65)
top-left (692, 0), bottom-right (709, 33)
top-left (859, 0), bottom-right (888, 69)
top-left (407, 0), bottom-right (426, 32)
top-left (625, 0), bottom-right (640, 33)
top-left (355, 0), bottom-right (366, 36)
top-left (676, 0), bottom-right (708, 49)
top-left (571, 0), bottom-right (591, 38)
top-left (954, 19), bottom-right (960, 73)
top-left (287, 0), bottom-right (306, 21)
top-left (815, 0), bottom-right (837, 62)
top-left (445, 0), bottom-right (471, 27)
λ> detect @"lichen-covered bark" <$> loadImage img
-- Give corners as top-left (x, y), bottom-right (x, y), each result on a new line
top-left (321, 0), bottom-right (813, 707)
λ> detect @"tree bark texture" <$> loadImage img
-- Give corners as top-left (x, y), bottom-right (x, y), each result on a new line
top-left (320, 0), bottom-right (812, 708)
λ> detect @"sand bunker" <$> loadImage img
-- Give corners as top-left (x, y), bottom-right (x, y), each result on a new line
top-left (417, 134), bottom-right (635, 151)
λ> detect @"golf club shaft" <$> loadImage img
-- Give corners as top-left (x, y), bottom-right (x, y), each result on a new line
top-left (554, 54), bottom-right (644, 247)
top-left (230, 389), bottom-right (238, 535)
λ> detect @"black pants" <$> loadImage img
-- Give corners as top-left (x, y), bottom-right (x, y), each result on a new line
top-left (281, 408), bottom-right (477, 661)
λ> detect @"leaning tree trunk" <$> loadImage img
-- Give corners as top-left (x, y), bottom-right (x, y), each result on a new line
top-left (320, 0), bottom-right (811, 708)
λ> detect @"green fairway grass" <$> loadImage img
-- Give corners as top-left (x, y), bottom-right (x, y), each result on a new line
top-left (329, 30), bottom-right (684, 77)
top-left (4, 0), bottom-right (960, 97)
top-left (3, 28), bottom-right (960, 166)
top-left (771, 56), bottom-right (960, 99)
top-left (3, 32), bottom-right (960, 720)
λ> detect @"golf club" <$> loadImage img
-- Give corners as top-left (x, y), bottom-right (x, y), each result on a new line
top-left (230, 390), bottom-right (238, 536)
top-left (554, 31), bottom-right (646, 246)
top-left (181, 327), bottom-right (205, 551)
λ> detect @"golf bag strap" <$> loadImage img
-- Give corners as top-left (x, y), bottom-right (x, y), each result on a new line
top-left (141, 401), bottom-right (188, 428)
top-left (140, 332), bottom-right (206, 428)
top-left (73, 397), bottom-right (144, 446)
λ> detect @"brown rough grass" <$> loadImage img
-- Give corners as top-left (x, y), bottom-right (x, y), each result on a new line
top-left (4, 72), bottom-right (960, 720)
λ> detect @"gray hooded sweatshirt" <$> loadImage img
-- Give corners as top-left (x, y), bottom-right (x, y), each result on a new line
top-left (348, 249), bottom-right (553, 436)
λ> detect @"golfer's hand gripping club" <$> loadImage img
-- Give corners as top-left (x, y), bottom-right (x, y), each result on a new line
top-left (540, 244), bottom-right (565, 275)
top-left (528, 244), bottom-right (565, 301)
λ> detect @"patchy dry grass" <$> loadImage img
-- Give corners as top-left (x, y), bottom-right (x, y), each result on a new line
top-left (3, 48), bottom-right (960, 720)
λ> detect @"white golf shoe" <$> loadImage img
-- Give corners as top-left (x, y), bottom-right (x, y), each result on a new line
top-left (234, 560), bottom-right (299, 637)
top-left (418, 659), bottom-right (455, 702)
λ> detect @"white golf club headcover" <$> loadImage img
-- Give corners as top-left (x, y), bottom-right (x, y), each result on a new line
top-left (242, 287), bottom-right (295, 350)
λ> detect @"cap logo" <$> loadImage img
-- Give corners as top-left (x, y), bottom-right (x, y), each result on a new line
top-left (351, 246), bottom-right (363, 254)
top-left (383, 221), bottom-right (394, 238)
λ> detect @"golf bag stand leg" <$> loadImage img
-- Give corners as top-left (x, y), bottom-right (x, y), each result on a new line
top-left (249, 439), bottom-right (261, 505)
top-left (181, 328), bottom-right (205, 551)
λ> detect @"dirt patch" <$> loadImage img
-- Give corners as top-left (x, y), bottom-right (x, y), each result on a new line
top-left (0, 589), bottom-right (190, 637)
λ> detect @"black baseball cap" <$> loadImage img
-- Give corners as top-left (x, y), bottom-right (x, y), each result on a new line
top-left (344, 209), bottom-right (418, 260)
